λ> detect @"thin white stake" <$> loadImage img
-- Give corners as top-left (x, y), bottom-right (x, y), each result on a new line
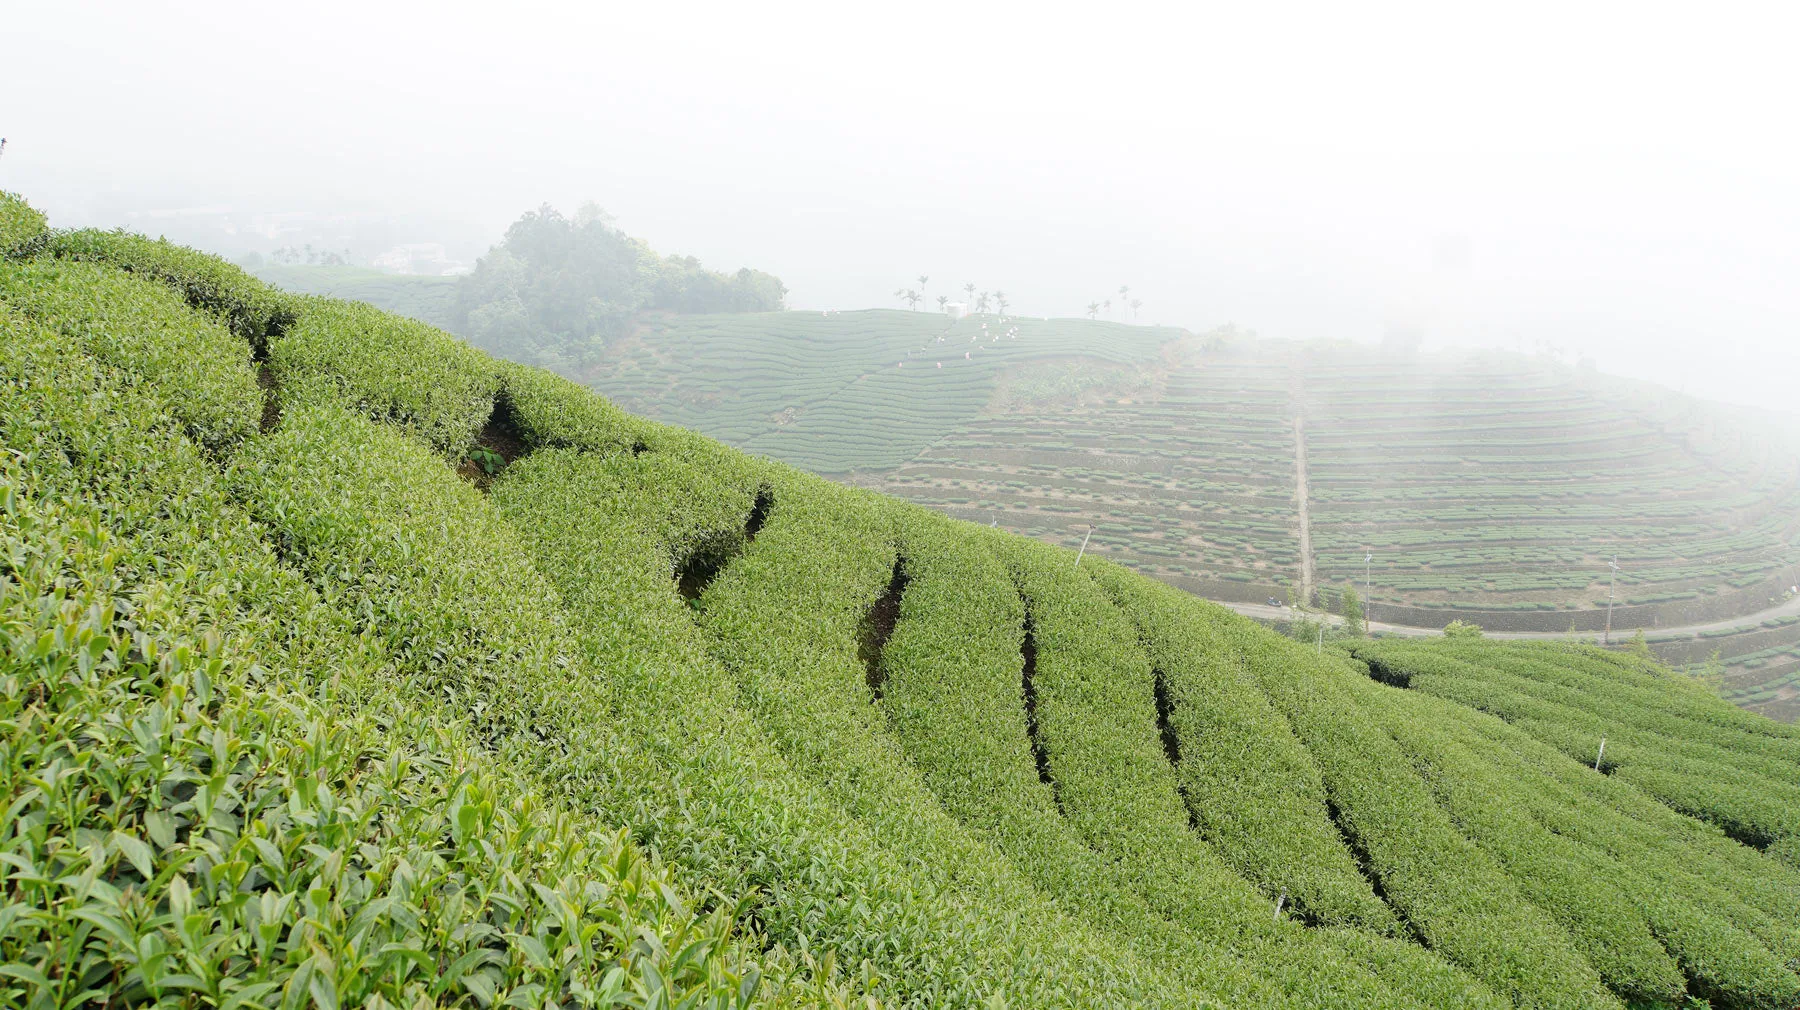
top-left (1273, 888), bottom-right (1288, 923)
top-left (1074, 525), bottom-right (1094, 567)
top-left (1594, 736), bottom-right (1606, 771)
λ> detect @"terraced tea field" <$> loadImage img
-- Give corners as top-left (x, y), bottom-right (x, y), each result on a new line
top-left (216, 237), bottom-right (1800, 714)
top-left (871, 356), bottom-right (1304, 604)
top-left (590, 309), bottom-right (1178, 471)
top-left (578, 319), bottom-right (1800, 713)
top-left (11, 191), bottom-right (1800, 1007)
top-left (1300, 349), bottom-right (1800, 623)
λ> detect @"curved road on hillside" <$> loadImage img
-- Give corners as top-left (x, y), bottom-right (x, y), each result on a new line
top-left (1221, 591), bottom-right (1800, 642)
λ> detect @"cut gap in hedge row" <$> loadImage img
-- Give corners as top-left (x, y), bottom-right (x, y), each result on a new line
top-left (459, 394), bottom-right (531, 490)
top-left (675, 488), bottom-right (775, 604)
top-left (1324, 796), bottom-right (1423, 945)
top-left (257, 362), bottom-right (282, 434)
top-left (676, 534), bottom-right (743, 603)
top-left (1360, 653), bottom-right (1412, 689)
top-left (248, 314), bottom-right (287, 366)
top-left (744, 487), bottom-right (773, 539)
top-left (1151, 668), bottom-right (1204, 833)
top-left (1151, 669), bottom-right (1182, 767)
top-left (1714, 818), bottom-right (1773, 853)
top-left (1020, 611), bottom-right (1063, 812)
top-left (859, 556), bottom-right (910, 700)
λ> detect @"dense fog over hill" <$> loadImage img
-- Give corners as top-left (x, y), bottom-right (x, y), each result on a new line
top-left (10, 2), bottom-right (1800, 414)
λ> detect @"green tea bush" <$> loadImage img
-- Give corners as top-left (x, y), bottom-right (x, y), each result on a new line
top-left (493, 446), bottom-right (1210, 1007)
top-left (1366, 687), bottom-right (1800, 1009)
top-left (12, 211), bottom-right (1800, 1009)
top-left (1083, 560), bottom-right (1396, 932)
top-left (271, 298), bottom-right (502, 457)
top-left (875, 512), bottom-right (1283, 997)
top-left (0, 310), bottom-right (820, 1009)
top-left (995, 537), bottom-right (1502, 1009)
top-left (46, 228), bottom-right (297, 345)
top-left (1221, 626), bottom-right (1618, 1009)
top-left (1355, 640), bottom-right (1800, 851)
top-left (0, 259), bottom-right (261, 452)
top-left (0, 190), bottom-right (48, 257)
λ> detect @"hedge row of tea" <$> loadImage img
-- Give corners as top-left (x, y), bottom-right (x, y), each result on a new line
top-left (6, 193), bottom-right (1799, 1009)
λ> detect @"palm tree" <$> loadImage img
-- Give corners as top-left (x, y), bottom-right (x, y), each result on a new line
top-left (1130, 298), bottom-right (1142, 321)
top-left (994, 290), bottom-right (1009, 315)
top-left (1087, 301), bottom-right (1100, 319)
top-left (895, 288), bottom-right (908, 308)
top-left (918, 274), bottom-right (930, 298)
top-left (964, 282), bottom-right (976, 305)
top-left (976, 291), bottom-right (991, 314)
top-left (1103, 298), bottom-right (1112, 317)
top-left (1118, 285), bottom-right (1130, 319)
top-left (937, 294), bottom-right (949, 313)
top-left (904, 289), bottom-right (923, 311)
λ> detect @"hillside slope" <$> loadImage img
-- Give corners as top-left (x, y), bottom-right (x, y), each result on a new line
top-left (4, 193), bottom-right (1799, 1010)
top-left (582, 307), bottom-right (1798, 646)
top-left (591, 309), bottom-right (1179, 471)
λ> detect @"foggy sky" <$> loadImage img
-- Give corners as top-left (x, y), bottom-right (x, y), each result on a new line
top-left (10, 2), bottom-right (1800, 414)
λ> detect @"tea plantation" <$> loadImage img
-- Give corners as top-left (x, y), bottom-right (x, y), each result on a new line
top-left (581, 314), bottom-right (1799, 713)
top-left (5, 192), bottom-right (1799, 1009)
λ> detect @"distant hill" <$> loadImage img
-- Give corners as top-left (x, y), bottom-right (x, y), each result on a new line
top-left (6, 190), bottom-right (1800, 1008)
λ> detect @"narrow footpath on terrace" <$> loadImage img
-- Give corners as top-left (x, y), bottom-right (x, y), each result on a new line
top-left (1291, 383), bottom-right (1315, 605)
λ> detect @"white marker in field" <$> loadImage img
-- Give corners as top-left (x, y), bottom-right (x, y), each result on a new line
top-left (1274, 888), bottom-right (1288, 922)
top-left (1074, 525), bottom-right (1094, 567)
top-left (1594, 736), bottom-right (1606, 771)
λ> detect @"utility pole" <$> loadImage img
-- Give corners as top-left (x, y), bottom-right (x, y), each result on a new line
top-left (1604, 555), bottom-right (1620, 645)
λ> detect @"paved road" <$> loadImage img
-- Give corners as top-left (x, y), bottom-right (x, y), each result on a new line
top-left (1220, 590), bottom-right (1800, 643)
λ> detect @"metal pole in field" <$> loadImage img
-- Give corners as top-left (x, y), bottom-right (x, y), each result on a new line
top-left (1595, 736), bottom-right (1606, 771)
top-left (1273, 888), bottom-right (1288, 923)
top-left (1074, 525), bottom-right (1094, 567)
top-left (1605, 555), bottom-right (1619, 645)
top-left (1365, 552), bottom-right (1373, 626)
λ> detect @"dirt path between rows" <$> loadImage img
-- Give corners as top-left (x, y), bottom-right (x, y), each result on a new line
top-left (1293, 416), bottom-right (1315, 605)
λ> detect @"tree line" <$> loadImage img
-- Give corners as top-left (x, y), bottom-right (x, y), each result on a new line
top-left (456, 203), bottom-right (786, 370)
